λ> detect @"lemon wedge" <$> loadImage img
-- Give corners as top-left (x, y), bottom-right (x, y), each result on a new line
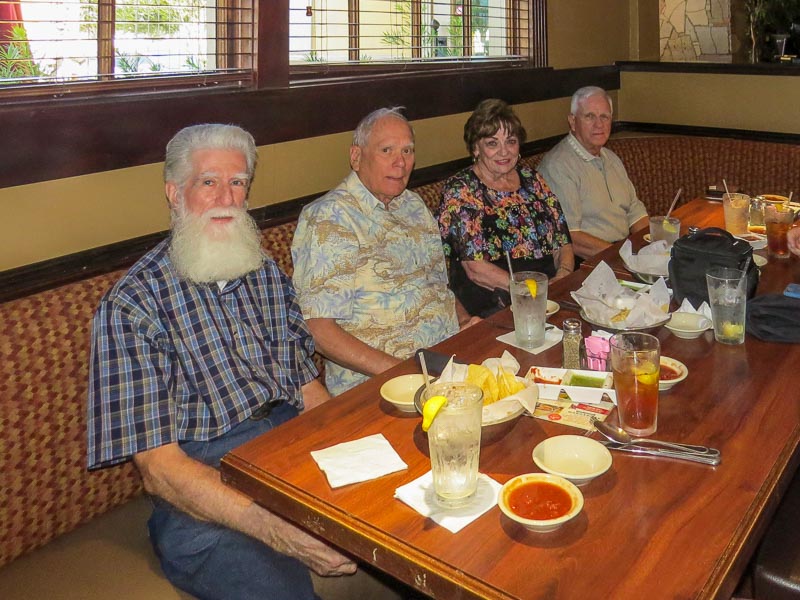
top-left (633, 362), bottom-right (659, 387)
top-left (662, 219), bottom-right (678, 234)
top-left (721, 321), bottom-right (744, 339)
top-left (524, 278), bottom-right (538, 298)
top-left (421, 395), bottom-right (448, 432)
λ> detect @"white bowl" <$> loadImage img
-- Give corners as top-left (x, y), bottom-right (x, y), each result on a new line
top-left (380, 374), bottom-right (431, 412)
top-left (532, 435), bottom-right (612, 486)
top-left (498, 473), bottom-right (584, 532)
top-left (546, 300), bottom-right (560, 317)
top-left (659, 356), bottom-right (688, 392)
top-left (665, 312), bottom-right (712, 339)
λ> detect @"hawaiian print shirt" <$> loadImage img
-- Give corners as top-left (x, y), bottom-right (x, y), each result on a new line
top-left (437, 165), bottom-right (571, 263)
top-left (292, 171), bottom-right (459, 396)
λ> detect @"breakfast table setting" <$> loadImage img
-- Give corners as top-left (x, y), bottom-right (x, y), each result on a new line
top-left (221, 198), bottom-right (800, 600)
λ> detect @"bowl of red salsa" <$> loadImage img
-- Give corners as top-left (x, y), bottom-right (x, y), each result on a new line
top-left (498, 473), bottom-right (584, 532)
top-left (659, 356), bottom-right (688, 391)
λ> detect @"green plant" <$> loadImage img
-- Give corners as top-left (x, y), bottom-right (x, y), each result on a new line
top-left (0, 25), bottom-right (52, 81)
top-left (744, 0), bottom-right (800, 62)
top-left (81, 0), bottom-right (198, 36)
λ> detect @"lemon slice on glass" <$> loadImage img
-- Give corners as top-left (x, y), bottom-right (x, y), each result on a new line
top-left (421, 395), bottom-right (448, 432)
top-left (524, 278), bottom-right (538, 298)
top-left (633, 362), bottom-right (659, 387)
top-left (662, 219), bottom-right (678, 234)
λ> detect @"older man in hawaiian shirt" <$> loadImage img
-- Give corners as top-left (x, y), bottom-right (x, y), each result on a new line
top-left (291, 107), bottom-right (475, 396)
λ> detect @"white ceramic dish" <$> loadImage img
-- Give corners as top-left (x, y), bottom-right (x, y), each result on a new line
top-left (659, 356), bottom-right (688, 392)
top-left (754, 254), bottom-right (767, 267)
top-left (546, 300), bottom-right (559, 317)
top-left (642, 233), bottom-right (652, 243)
top-left (380, 374), bottom-right (431, 412)
top-left (532, 435), bottom-right (612, 486)
top-left (735, 233), bottom-right (767, 250)
top-left (665, 312), bottom-right (712, 339)
top-left (580, 309), bottom-right (670, 333)
top-left (498, 473), bottom-right (584, 532)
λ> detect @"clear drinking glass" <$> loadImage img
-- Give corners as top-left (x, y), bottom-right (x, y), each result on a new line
top-left (509, 271), bottom-right (548, 349)
top-left (649, 216), bottom-right (681, 246)
top-left (706, 267), bottom-right (747, 345)
top-left (722, 193), bottom-right (751, 236)
top-left (610, 332), bottom-right (660, 437)
top-left (422, 382), bottom-right (483, 507)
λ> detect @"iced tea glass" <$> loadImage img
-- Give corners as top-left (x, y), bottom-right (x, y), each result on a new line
top-left (764, 203), bottom-right (794, 259)
top-left (723, 192), bottom-right (750, 236)
top-left (422, 382), bottom-right (483, 507)
top-left (610, 332), bottom-right (660, 437)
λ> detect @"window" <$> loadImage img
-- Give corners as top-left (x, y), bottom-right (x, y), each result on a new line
top-left (0, 0), bottom-right (253, 94)
top-left (289, 0), bottom-right (529, 67)
top-left (0, 0), bottom-right (543, 96)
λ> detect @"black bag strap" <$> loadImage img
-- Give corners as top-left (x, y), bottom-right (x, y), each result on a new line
top-left (687, 227), bottom-right (736, 242)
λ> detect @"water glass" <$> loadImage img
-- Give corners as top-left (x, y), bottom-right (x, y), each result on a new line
top-left (509, 271), bottom-right (548, 349)
top-left (706, 267), bottom-right (747, 345)
top-left (723, 192), bottom-right (750, 236)
top-left (764, 203), bottom-right (794, 259)
top-left (649, 216), bottom-right (681, 246)
top-left (610, 332), bottom-right (660, 437)
top-left (749, 196), bottom-right (766, 233)
top-left (422, 382), bottom-right (483, 507)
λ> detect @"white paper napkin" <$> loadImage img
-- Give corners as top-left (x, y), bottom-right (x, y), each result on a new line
top-left (676, 298), bottom-right (713, 322)
top-left (394, 471), bottom-right (502, 533)
top-left (496, 325), bottom-right (563, 354)
top-left (310, 434), bottom-right (408, 489)
top-left (619, 239), bottom-right (670, 276)
top-left (571, 262), bottom-right (670, 329)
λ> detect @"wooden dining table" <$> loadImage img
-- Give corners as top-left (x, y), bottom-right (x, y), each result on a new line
top-left (221, 199), bottom-right (800, 600)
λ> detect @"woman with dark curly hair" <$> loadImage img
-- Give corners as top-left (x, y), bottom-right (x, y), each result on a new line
top-left (437, 98), bottom-right (574, 317)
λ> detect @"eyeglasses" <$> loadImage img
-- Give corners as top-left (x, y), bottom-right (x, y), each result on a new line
top-left (577, 113), bottom-right (612, 125)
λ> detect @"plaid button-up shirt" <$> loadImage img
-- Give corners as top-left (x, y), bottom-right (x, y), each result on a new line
top-left (87, 239), bottom-right (317, 469)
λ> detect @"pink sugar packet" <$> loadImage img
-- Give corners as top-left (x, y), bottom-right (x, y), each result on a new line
top-left (584, 336), bottom-right (610, 371)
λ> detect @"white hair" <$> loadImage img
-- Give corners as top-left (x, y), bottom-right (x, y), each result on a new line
top-left (164, 124), bottom-right (257, 188)
top-left (352, 107), bottom-right (413, 147)
top-left (570, 86), bottom-right (613, 115)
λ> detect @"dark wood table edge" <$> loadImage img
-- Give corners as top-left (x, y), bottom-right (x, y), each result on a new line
top-left (702, 426), bottom-right (800, 600)
top-left (221, 453), bottom-right (513, 600)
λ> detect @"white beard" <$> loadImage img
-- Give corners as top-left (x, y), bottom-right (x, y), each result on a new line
top-left (169, 206), bottom-right (265, 283)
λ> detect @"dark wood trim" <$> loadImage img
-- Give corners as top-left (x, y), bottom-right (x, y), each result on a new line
top-left (614, 121), bottom-right (800, 145)
top-left (617, 60), bottom-right (800, 76)
top-left (0, 66), bottom-right (618, 189)
top-left (257, 0), bottom-right (289, 88)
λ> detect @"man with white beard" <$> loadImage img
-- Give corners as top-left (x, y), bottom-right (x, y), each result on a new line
top-left (86, 124), bottom-right (369, 600)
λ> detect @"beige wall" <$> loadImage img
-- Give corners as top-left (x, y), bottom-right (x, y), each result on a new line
top-left (2, 2), bottom-right (648, 271)
top-left (618, 71), bottom-right (800, 134)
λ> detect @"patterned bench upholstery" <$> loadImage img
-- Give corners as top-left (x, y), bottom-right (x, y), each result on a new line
top-left (2, 133), bottom-right (798, 573)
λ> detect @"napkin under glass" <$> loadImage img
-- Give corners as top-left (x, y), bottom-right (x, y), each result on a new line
top-left (310, 434), bottom-right (408, 489)
top-left (496, 325), bottom-right (563, 354)
top-left (394, 471), bottom-right (502, 533)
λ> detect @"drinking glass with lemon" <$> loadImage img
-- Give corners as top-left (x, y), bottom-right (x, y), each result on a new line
top-left (509, 271), bottom-right (548, 349)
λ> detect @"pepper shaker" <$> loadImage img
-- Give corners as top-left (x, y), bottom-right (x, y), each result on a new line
top-left (561, 318), bottom-right (582, 369)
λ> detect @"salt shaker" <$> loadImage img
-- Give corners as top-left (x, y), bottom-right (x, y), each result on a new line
top-left (561, 318), bottom-right (582, 369)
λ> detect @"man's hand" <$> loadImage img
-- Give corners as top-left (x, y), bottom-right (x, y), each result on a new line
top-left (300, 378), bottom-right (330, 412)
top-left (267, 515), bottom-right (357, 576)
top-left (134, 443), bottom-right (356, 576)
top-left (460, 315), bottom-right (482, 330)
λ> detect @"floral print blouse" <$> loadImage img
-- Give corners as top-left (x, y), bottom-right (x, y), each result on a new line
top-left (437, 164), bottom-right (571, 264)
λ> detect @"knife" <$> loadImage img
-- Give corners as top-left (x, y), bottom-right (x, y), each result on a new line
top-left (600, 441), bottom-right (722, 466)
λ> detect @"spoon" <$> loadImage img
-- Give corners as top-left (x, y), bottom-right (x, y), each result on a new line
top-left (591, 418), bottom-right (720, 457)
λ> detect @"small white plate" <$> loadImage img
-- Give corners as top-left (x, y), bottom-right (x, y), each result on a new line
top-left (735, 233), bottom-right (767, 250)
top-left (754, 254), bottom-right (767, 267)
top-left (546, 300), bottom-right (559, 317)
top-left (643, 233), bottom-right (652, 243)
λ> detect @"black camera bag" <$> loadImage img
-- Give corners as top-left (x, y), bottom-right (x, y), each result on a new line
top-left (668, 227), bottom-right (759, 306)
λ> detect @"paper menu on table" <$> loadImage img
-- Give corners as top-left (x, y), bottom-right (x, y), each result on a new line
top-left (530, 398), bottom-right (615, 431)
